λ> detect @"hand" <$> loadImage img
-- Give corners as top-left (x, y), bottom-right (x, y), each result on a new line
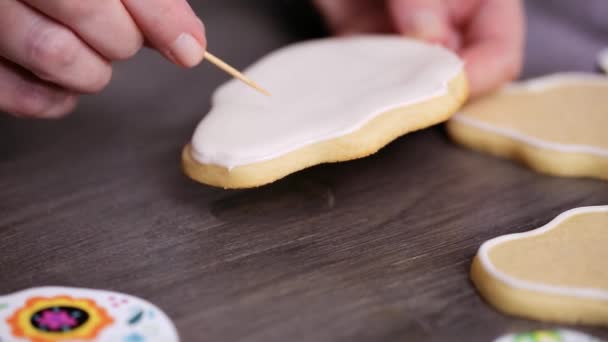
top-left (314, 0), bottom-right (525, 97)
top-left (0, 0), bottom-right (207, 119)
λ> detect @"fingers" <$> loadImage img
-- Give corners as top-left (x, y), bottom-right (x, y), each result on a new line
top-left (460, 0), bottom-right (525, 96)
top-left (313, 0), bottom-right (351, 32)
top-left (122, 0), bottom-right (206, 67)
top-left (388, 0), bottom-right (452, 44)
top-left (0, 58), bottom-right (77, 119)
top-left (313, 0), bottom-right (392, 35)
top-left (0, 0), bottom-right (112, 93)
top-left (22, 0), bottom-right (143, 60)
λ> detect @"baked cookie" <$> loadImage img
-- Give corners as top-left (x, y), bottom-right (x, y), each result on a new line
top-left (471, 206), bottom-right (608, 326)
top-left (0, 286), bottom-right (179, 341)
top-left (183, 35), bottom-right (468, 188)
top-left (447, 73), bottom-right (608, 181)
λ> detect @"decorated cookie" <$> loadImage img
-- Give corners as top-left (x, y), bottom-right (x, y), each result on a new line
top-left (599, 48), bottom-right (608, 74)
top-left (0, 287), bottom-right (179, 342)
top-left (471, 206), bottom-right (608, 326)
top-left (447, 73), bottom-right (608, 181)
top-left (494, 329), bottom-right (602, 342)
top-left (183, 35), bottom-right (468, 188)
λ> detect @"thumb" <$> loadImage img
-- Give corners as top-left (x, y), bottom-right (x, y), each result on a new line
top-left (122, 0), bottom-right (207, 68)
top-left (388, 0), bottom-right (451, 44)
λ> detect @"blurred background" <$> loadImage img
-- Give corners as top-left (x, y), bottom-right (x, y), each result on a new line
top-left (1, 1), bottom-right (607, 341)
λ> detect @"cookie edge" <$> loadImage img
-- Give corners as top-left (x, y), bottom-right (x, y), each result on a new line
top-left (446, 116), bottom-right (608, 181)
top-left (183, 71), bottom-right (468, 189)
top-left (471, 206), bottom-right (608, 325)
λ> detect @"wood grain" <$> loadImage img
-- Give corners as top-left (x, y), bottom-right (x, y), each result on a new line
top-left (1, 1), bottom-right (607, 341)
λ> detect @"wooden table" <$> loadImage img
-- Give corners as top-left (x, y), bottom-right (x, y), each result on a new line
top-left (1, 1), bottom-right (607, 341)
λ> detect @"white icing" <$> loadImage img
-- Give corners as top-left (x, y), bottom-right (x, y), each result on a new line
top-left (191, 35), bottom-right (463, 168)
top-left (503, 72), bottom-right (608, 93)
top-left (0, 286), bottom-right (179, 341)
top-left (453, 73), bottom-right (608, 157)
top-left (478, 206), bottom-right (608, 301)
top-left (451, 115), bottom-right (608, 158)
top-left (598, 47), bottom-right (608, 74)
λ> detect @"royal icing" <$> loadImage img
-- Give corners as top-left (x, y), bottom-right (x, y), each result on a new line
top-left (0, 287), bottom-right (179, 342)
top-left (452, 73), bottom-right (608, 156)
top-left (478, 206), bottom-right (608, 301)
top-left (191, 35), bottom-right (463, 168)
top-left (451, 115), bottom-right (608, 158)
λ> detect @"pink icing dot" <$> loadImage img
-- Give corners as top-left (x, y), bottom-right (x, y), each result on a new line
top-left (36, 310), bottom-right (77, 330)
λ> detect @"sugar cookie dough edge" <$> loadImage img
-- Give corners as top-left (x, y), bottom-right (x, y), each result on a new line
top-left (476, 205), bottom-right (608, 300)
top-left (471, 256), bottom-right (608, 326)
top-left (183, 71), bottom-right (468, 189)
top-left (446, 113), bottom-right (608, 181)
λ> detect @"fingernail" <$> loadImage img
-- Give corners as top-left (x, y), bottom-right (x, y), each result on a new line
top-left (401, 10), bottom-right (444, 40)
top-left (171, 33), bottom-right (205, 68)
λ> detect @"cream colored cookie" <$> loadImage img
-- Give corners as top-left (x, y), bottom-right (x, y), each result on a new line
top-left (471, 206), bottom-right (608, 326)
top-left (447, 73), bottom-right (608, 181)
top-left (183, 36), bottom-right (468, 189)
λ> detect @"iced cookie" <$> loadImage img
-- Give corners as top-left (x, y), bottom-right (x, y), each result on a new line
top-left (494, 329), bottom-right (602, 342)
top-left (0, 287), bottom-right (179, 342)
top-left (471, 206), bottom-right (608, 326)
top-left (447, 73), bottom-right (608, 181)
top-left (183, 35), bottom-right (468, 188)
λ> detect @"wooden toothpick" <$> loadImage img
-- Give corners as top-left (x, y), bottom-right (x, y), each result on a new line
top-left (204, 51), bottom-right (271, 96)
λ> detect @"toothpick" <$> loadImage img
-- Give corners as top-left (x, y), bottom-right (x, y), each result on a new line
top-left (204, 51), bottom-right (271, 96)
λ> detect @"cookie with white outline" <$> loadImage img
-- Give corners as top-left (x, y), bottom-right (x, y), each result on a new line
top-left (472, 206), bottom-right (608, 325)
top-left (0, 286), bottom-right (179, 342)
top-left (183, 35), bottom-right (468, 189)
top-left (447, 73), bottom-right (608, 181)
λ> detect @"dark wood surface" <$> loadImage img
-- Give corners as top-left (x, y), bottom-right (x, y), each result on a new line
top-left (1, 1), bottom-right (607, 341)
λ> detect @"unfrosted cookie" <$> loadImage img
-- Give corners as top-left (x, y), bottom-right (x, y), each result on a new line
top-left (471, 206), bottom-right (608, 326)
top-left (0, 286), bottom-right (179, 341)
top-left (447, 73), bottom-right (608, 181)
top-left (183, 35), bottom-right (468, 188)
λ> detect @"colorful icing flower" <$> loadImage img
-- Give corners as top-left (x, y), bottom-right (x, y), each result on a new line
top-left (7, 295), bottom-right (113, 342)
top-left (514, 330), bottom-right (561, 342)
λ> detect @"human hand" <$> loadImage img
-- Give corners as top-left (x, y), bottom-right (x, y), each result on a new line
top-left (314, 0), bottom-right (525, 97)
top-left (0, 0), bottom-right (207, 118)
